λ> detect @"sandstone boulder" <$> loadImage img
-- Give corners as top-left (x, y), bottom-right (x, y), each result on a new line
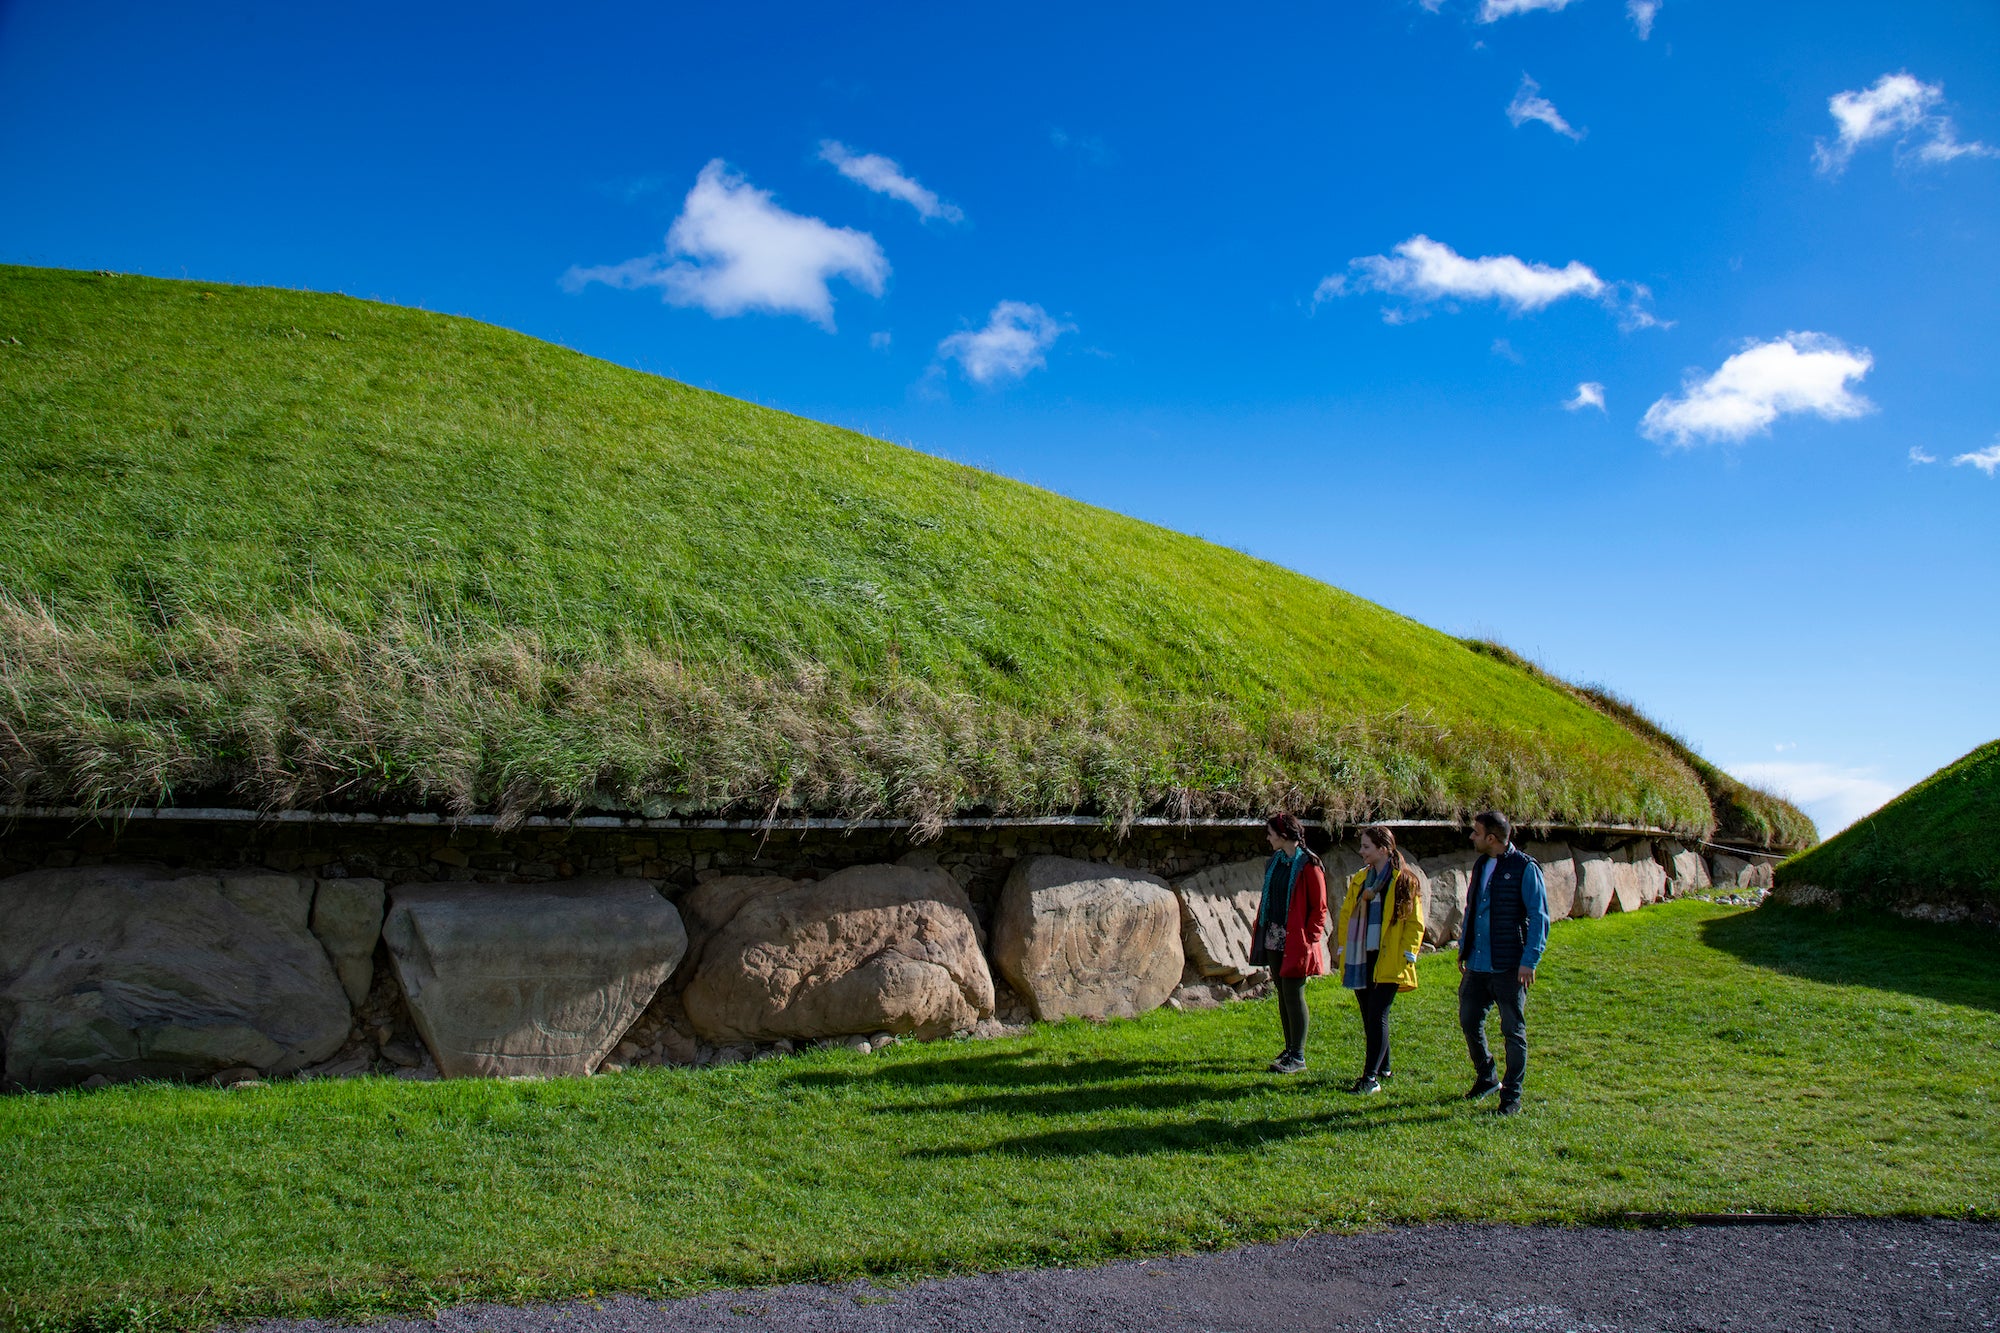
top-left (382, 880), bottom-right (685, 1079)
top-left (1523, 843), bottom-right (1578, 921)
top-left (1416, 852), bottom-right (1467, 947)
top-left (1655, 841), bottom-right (1710, 898)
top-left (1170, 859), bottom-right (1266, 985)
top-left (993, 856), bottom-right (1183, 1021)
top-left (1573, 850), bottom-right (1617, 919)
top-left (0, 865), bottom-right (350, 1088)
top-left (680, 864), bottom-right (994, 1044)
top-left (311, 877), bottom-right (386, 1006)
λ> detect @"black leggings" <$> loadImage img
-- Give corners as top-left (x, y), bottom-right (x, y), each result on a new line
top-left (1356, 982), bottom-right (1398, 1078)
top-left (1276, 977), bottom-right (1310, 1059)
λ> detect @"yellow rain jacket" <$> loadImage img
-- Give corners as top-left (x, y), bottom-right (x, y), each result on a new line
top-left (1334, 866), bottom-right (1425, 992)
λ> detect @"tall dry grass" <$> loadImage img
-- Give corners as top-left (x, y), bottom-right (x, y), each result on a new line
top-left (0, 595), bottom-right (1712, 837)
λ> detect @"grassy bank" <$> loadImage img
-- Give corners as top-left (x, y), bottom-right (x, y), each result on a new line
top-left (0, 265), bottom-right (1798, 836)
top-left (1779, 739), bottom-right (2000, 904)
top-left (3, 900), bottom-right (1993, 1331)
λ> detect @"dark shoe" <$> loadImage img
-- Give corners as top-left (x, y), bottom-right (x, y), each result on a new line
top-left (1378, 1068), bottom-right (1393, 1081)
top-left (1495, 1094), bottom-right (1522, 1115)
top-left (1270, 1054), bottom-right (1307, 1074)
top-left (1347, 1076), bottom-right (1382, 1096)
top-left (1464, 1072), bottom-right (1500, 1100)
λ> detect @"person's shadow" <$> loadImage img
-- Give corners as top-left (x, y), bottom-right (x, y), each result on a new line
top-left (1700, 904), bottom-right (2000, 1015)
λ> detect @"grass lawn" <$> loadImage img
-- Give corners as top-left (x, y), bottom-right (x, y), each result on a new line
top-left (3, 899), bottom-right (1994, 1332)
top-left (0, 264), bottom-right (1788, 837)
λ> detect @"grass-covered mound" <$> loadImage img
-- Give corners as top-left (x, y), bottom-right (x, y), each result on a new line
top-left (1461, 641), bottom-right (1815, 850)
top-left (2, 902), bottom-right (1993, 1331)
top-left (1779, 740), bottom-right (2000, 907)
top-left (0, 265), bottom-right (1796, 836)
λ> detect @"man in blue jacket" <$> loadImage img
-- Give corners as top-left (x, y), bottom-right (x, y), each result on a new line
top-left (1457, 810), bottom-right (1550, 1115)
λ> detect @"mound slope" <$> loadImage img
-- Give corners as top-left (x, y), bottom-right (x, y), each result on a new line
top-left (1778, 740), bottom-right (2000, 909)
top-left (0, 266), bottom-right (1801, 839)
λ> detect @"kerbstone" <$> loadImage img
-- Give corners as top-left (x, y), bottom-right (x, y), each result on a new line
top-left (1656, 841), bottom-right (1710, 898)
top-left (1170, 859), bottom-right (1267, 984)
top-left (0, 865), bottom-right (350, 1088)
top-left (311, 877), bottom-right (386, 1006)
top-left (680, 864), bottom-right (993, 1043)
top-left (1417, 852), bottom-right (1467, 947)
top-left (382, 880), bottom-right (685, 1079)
top-left (1573, 851), bottom-right (1617, 919)
top-left (993, 856), bottom-right (1183, 1021)
top-left (1524, 843), bottom-right (1578, 921)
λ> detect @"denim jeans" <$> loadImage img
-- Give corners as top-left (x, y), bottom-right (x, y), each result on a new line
top-left (1458, 968), bottom-right (1527, 1093)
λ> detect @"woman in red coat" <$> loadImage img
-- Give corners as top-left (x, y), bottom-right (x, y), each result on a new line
top-left (1249, 811), bottom-right (1330, 1074)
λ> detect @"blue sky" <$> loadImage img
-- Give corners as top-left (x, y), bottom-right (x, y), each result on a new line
top-left (3, 0), bottom-right (1995, 833)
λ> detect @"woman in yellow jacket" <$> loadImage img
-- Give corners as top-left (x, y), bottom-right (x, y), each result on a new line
top-left (1333, 823), bottom-right (1425, 1095)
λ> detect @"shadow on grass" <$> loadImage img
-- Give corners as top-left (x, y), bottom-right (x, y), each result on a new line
top-left (1701, 905), bottom-right (2000, 1014)
top-left (786, 1051), bottom-right (1251, 1096)
top-left (908, 1102), bottom-right (1457, 1159)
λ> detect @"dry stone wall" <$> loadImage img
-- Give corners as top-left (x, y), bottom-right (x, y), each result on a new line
top-left (0, 815), bottom-right (1782, 1089)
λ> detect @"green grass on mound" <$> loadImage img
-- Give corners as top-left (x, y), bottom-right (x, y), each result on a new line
top-left (2, 901), bottom-right (1994, 1332)
top-left (0, 266), bottom-right (1786, 834)
top-left (1779, 740), bottom-right (2000, 904)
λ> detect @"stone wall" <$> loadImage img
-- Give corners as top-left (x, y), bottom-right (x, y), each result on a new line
top-left (0, 814), bottom-right (1780, 1090)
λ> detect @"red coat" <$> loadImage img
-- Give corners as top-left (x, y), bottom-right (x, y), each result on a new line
top-left (1279, 859), bottom-right (1330, 979)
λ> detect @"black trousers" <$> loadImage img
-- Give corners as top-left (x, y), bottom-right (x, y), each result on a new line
top-left (1458, 968), bottom-right (1528, 1093)
top-left (1355, 982), bottom-right (1398, 1078)
top-left (1276, 977), bottom-right (1310, 1059)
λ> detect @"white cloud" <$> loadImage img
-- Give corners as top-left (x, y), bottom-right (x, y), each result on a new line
top-left (1479, 0), bottom-right (1577, 20)
top-left (937, 301), bottom-right (1071, 384)
top-left (562, 160), bottom-right (887, 329)
top-left (1916, 122), bottom-right (2000, 165)
top-left (1640, 332), bottom-right (1874, 446)
top-left (1565, 381), bottom-right (1607, 412)
top-left (1321, 235), bottom-right (1602, 311)
top-left (1507, 76), bottom-right (1583, 140)
top-left (1909, 446), bottom-right (1937, 464)
top-left (1727, 760), bottom-right (1898, 835)
top-left (869, 331), bottom-right (893, 351)
top-left (1627, 0), bottom-right (1659, 39)
top-left (1814, 72), bottom-right (1995, 175)
top-left (1954, 443), bottom-right (2000, 476)
top-left (818, 141), bottom-right (963, 223)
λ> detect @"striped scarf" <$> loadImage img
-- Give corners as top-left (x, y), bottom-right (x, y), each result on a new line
top-left (1342, 864), bottom-right (1390, 990)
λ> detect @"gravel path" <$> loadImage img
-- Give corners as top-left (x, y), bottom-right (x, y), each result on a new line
top-left (246, 1219), bottom-right (1997, 1333)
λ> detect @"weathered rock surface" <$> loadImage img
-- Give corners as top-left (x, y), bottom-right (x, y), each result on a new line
top-left (1416, 852), bottom-right (1468, 947)
top-left (993, 856), bottom-right (1183, 1021)
top-left (1605, 843), bottom-right (1658, 913)
top-left (310, 877), bottom-right (386, 1006)
top-left (1656, 841), bottom-right (1710, 898)
top-left (680, 864), bottom-right (994, 1043)
top-left (0, 865), bottom-right (350, 1088)
top-left (1170, 859), bottom-right (1268, 984)
top-left (1711, 853), bottom-right (1777, 890)
top-left (1524, 843), bottom-right (1578, 921)
top-left (382, 880), bottom-right (686, 1079)
top-left (1573, 851), bottom-right (1617, 919)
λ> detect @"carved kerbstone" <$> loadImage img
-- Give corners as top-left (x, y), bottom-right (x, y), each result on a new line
top-left (1171, 859), bottom-right (1267, 985)
top-left (680, 865), bottom-right (993, 1044)
top-left (993, 856), bottom-right (1183, 1021)
top-left (383, 880), bottom-right (686, 1079)
top-left (0, 865), bottom-right (349, 1088)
